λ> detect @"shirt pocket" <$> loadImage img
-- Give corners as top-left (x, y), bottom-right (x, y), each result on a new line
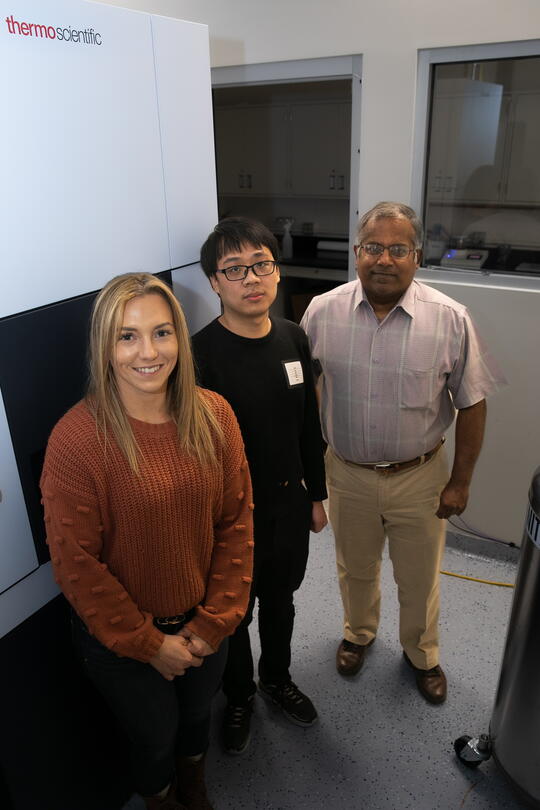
top-left (400, 364), bottom-right (437, 409)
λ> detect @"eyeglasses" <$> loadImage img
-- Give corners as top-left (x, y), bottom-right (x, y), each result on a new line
top-left (217, 260), bottom-right (278, 282)
top-left (358, 243), bottom-right (417, 260)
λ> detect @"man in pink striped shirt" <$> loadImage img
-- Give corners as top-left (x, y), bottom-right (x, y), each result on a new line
top-left (301, 201), bottom-right (505, 704)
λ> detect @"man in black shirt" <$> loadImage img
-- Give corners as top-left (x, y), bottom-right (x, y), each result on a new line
top-left (192, 217), bottom-right (327, 755)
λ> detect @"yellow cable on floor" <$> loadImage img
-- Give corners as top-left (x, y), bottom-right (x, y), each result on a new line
top-left (440, 569), bottom-right (514, 588)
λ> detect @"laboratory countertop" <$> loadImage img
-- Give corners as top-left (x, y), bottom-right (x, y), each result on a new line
top-left (417, 265), bottom-right (540, 292)
top-left (275, 233), bottom-right (350, 272)
top-left (279, 264), bottom-right (348, 283)
top-left (279, 253), bottom-right (348, 271)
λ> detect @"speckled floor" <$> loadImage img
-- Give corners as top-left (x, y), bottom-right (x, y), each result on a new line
top-left (125, 526), bottom-right (528, 810)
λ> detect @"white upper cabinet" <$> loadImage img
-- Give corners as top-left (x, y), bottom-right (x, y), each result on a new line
top-left (426, 79), bottom-right (504, 204)
top-left (290, 102), bottom-right (351, 197)
top-left (215, 99), bottom-right (351, 198)
top-left (426, 78), bottom-right (540, 207)
top-left (215, 105), bottom-right (289, 195)
top-left (504, 93), bottom-right (540, 204)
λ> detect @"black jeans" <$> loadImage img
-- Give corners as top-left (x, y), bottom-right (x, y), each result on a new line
top-left (72, 614), bottom-right (227, 797)
top-left (222, 484), bottom-right (312, 705)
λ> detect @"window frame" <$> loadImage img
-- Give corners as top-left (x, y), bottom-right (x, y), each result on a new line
top-left (411, 40), bottom-right (540, 216)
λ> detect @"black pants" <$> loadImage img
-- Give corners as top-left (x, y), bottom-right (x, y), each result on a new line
top-left (222, 484), bottom-right (312, 705)
top-left (72, 614), bottom-right (227, 797)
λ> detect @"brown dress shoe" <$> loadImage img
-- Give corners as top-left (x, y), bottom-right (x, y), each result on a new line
top-left (403, 651), bottom-right (447, 704)
top-left (336, 638), bottom-right (374, 676)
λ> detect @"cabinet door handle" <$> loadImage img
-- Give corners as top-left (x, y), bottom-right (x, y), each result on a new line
top-left (329, 173), bottom-right (335, 190)
top-left (246, 173), bottom-right (252, 189)
top-left (239, 173), bottom-right (244, 189)
top-left (338, 174), bottom-right (345, 191)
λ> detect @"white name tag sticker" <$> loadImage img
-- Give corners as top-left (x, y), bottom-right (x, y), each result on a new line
top-left (283, 360), bottom-right (304, 387)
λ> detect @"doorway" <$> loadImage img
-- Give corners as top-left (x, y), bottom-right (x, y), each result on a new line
top-left (211, 55), bottom-right (362, 319)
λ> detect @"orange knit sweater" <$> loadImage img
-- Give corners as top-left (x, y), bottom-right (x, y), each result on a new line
top-left (40, 391), bottom-right (253, 662)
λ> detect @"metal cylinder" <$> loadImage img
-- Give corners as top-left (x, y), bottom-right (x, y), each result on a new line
top-left (490, 465), bottom-right (540, 806)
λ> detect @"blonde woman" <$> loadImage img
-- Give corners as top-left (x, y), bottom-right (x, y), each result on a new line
top-left (40, 273), bottom-right (253, 810)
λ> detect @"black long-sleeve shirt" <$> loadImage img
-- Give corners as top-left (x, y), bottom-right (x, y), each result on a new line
top-left (192, 317), bottom-right (327, 517)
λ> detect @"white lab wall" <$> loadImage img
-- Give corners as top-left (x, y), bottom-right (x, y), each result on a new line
top-left (416, 268), bottom-right (540, 544)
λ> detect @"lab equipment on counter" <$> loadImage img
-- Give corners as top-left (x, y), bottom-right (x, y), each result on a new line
top-left (440, 248), bottom-right (489, 270)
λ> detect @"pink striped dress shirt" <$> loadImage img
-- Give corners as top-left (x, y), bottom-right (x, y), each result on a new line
top-left (301, 279), bottom-right (506, 464)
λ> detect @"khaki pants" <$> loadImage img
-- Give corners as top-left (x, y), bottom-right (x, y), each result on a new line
top-left (326, 446), bottom-right (449, 669)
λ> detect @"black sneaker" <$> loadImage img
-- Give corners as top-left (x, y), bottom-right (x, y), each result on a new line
top-left (258, 680), bottom-right (318, 727)
top-left (223, 699), bottom-right (253, 755)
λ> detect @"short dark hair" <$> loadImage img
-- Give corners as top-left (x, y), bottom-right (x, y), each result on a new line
top-left (356, 201), bottom-right (424, 249)
top-left (200, 216), bottom-right (279, 279)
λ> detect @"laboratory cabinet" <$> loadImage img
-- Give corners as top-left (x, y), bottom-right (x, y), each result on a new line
top-left (290, 101), bottom-right (351, 197)
top-left (426, 79), bottom-right (505, 204)
top-left (214, 105), bottom-right (289, 195)
top-left (504, 92), bottom-right (540, 204)
top-left (215, 99), bottom-right (351, 198)
top-left (426, 79), bottom-right (540, 207)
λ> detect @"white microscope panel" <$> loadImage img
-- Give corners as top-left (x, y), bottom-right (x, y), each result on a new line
top-left (0, 0), bottom-right (170, 318)
top-left (151, 16), bottom-right (218, 268)
top-left (0, 389), bottom-right (38, 595)
top-left (172, 263), bottom-right (221, 337)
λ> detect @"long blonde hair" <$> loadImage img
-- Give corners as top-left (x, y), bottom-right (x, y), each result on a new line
top-left (86, 272), bottom-right (222, 471)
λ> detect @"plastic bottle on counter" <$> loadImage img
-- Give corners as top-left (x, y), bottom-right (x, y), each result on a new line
top-left (281, 220), bottom-right (293, 259)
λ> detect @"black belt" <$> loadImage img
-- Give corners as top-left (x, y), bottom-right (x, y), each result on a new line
top-left (346, 438), bottom-right (444, 475)
top-left (153, 607), bottom-right (196, 635)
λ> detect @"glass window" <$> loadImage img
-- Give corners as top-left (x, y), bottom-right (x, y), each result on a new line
top-left (423, 56), bottom-right (540, 276)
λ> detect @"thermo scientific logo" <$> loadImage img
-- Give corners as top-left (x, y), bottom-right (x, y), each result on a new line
top-left (5, 14), bottom-right (102, 45)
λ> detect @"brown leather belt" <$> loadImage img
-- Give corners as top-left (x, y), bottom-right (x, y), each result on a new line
top-left (348, 438), bottom-right (444, 475)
